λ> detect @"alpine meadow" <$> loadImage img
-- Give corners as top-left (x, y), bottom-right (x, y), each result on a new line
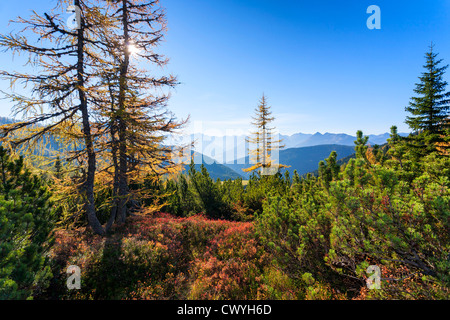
top-left (0, 0), bottom-right (449, 304)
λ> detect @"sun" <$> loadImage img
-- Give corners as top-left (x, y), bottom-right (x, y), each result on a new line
top-left (127, 43), bottom-right (140, 56)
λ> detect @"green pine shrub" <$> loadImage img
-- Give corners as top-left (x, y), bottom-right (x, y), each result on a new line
top-left (0, 147), bottom-right (57, 299)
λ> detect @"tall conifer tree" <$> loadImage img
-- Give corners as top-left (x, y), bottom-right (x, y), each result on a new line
top-left (0, 0), bottom-right (112, 234)
top-left (97, 0), bottom-right (187, 227)
top-left (405, 44), bottom-right (450, 156)
top-left (244, 94), bottom-right (285, 175)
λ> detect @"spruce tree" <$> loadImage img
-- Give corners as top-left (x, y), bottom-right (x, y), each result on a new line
top-left (405, 44), bottom-right (450, 156)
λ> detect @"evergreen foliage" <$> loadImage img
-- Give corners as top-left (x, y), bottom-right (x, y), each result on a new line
top-left (405, 44), bottom-right (450, 157)
top-left (0, 147), bottom-right (56, 299)
top-left (0, 3), bottom-right (449, 301)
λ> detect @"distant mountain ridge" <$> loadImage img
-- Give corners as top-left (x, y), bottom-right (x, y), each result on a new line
top-left (2, 117), bottom-right (408, 153)
top-left (280, 132), bottom-right (408, 149)
top-left (223, 144), bottom-right (356, 179)
top-left (0, 117), bottom-right (245, 180)
top-left (183, 151), bottom-right (243, 180)
top-left (170, 131), bottom-right (408, 163)
top-left (0, 117), bottom-right (407, 180)
top-left (0, 116), bottom-right (16, 125)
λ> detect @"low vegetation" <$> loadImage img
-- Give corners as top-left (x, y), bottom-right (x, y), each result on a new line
top-left (0, 0), bottom-right (449, 301)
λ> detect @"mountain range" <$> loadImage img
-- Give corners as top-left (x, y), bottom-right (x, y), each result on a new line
top-left (180, 131), bottom-right (408, 158)
top-left (177, 144), bottom-right (356, 180)
top-left (221, 144), bottom-right (356, 179)
top-left (175, 131), bottom-right (410, 179)
top-left (0, 117), bottom-right (408, 180)
top-left (280, 132), bottom-right (403, 148)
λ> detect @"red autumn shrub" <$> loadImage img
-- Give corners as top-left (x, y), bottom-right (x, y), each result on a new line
top-left (43, 213), bottom-right (275, 300)
top-left (188, 223), bottom-right (271, 300)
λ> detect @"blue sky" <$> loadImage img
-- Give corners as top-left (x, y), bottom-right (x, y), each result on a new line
top-left (1, 0), bottom-right (450, 135)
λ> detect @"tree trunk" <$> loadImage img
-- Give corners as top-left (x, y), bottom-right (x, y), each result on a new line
top-left (116, 0), bottom-right (131, 223)
top-left (105, 123), bottom-right (119, 232)
top-left (76, 0), bottom-right (104, 235)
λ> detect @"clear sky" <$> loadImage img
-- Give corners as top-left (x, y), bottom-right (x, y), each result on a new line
top-left (1, 0), bottom-right (450, 136)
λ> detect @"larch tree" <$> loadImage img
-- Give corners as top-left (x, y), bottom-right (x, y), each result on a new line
top-left (405, 44), bottom-right (450, 156)
top-left (0, 0), bottom-right (114, 235)
top-left (96, 0), bottom-right (187, 229)
top-left (244, 94), bottom-right (285, 175)
top-left (0, 0), bottom-right (186, 233)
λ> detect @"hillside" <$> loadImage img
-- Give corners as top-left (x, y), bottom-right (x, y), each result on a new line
top-left (0, 117), bottom-right (243, 180)
top-left (184, 152), bottom-right (243, 180)
top-left (225, 144), bottom-right (356, 179)
top-left (0, 117), bottom-right (62, 156)
top-left (171, 131), bottom-right (407, 164)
